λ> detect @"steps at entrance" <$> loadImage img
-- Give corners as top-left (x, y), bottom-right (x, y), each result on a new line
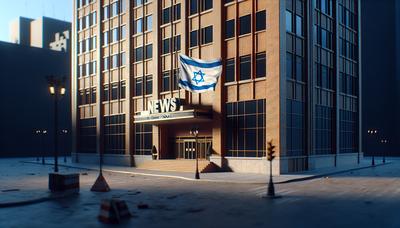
top-left (136, 160), bottom-right (219, 173)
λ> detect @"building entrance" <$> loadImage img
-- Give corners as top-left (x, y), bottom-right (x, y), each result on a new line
top-left (173, 137), bottom-right (212, 160)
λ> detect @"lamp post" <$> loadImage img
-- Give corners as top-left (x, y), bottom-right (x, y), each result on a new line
top-left (190, 127), bottom-right (200, 179)
top-left (42, 130), bottom-right (47, 164)
top-left (367, 129), bottom-right (378, 166)
top-left (35, 130), bottom-right (41, 161)
top-left (61, 129), bottom-right (68, 163)
top-left (380, 139), bottom-right (388, 163)
top-left (47, 76), bottom-right (66, 173)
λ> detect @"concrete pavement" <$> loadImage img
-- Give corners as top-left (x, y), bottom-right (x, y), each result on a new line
top-left (23, 157), bottom-right (388, 184)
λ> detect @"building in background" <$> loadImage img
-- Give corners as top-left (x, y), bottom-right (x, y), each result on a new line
top-left (362, 0), bottom-right (400, 157)
top-left (72, 0), bottom-right (361, 174)
top-left (0, 17), bottom-right (71, 157)
top-left (9, 17), bottom-right (33, 46)
top-left (9, 16), bottom-right (71, 52)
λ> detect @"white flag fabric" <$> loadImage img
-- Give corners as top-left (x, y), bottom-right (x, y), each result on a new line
top-left (178, 54), bottom-right (222, 93)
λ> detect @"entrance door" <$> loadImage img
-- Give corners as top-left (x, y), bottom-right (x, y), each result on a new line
top-left (173, 137), bottom-right (212, 159)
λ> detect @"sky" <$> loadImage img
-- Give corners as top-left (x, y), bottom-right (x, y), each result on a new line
top-left (0, 0), bottom-right (72, 42)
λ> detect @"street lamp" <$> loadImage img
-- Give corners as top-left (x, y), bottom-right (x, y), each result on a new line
top-left (35, 130), bottom-right (41, 161)
top-left (47, 76), bottom-right (66, 173)
top-left (190, 127), bottom-right (200, 179)
top-left (367, 129), bottom-right (378, 166)
top-left (380, 139), bottom-right (388, 163)
top-left (42, 130), bottom-right (48, 164)
top-left (61, 129), bottom-right (68, 163)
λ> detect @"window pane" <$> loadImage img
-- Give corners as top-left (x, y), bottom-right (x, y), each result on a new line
top-left (162, 7), bottom-right (171, 24)
top-left (256, 52), bottom-right (266, 78)
top-left (146, 44), bottom-right (153, 59)
top-left (135, 78), bottom-right (143, 96)
top-left (190, 0), bottom-right (198, 15)
top-left (202, 26), bottom-right (213, 44)
top-left (239, 55), bottom-right (251, 80)
top-left (135, 18), bottom-right (143, 34)
top-left (162, 38), bottom-right (170, 54)
top-left (296, 15), bottom-right (303, 36)
top-left (286, 11), bottom-right (292, 32)
top-left (256, 11), bottom-right (266, 31)
top-left (146, 15), bottom-right (152, 31)
top-left (190, 30), bottom-right (198, 47)
top-left (145, 75), bottom-right (153, 95)
top-left (226, 58), bottom-right (235, 82)
top-left (203, 0), bottom-right (213, 11)
top-left (162, 72), bottom-right (170, 91)
top-left (225, 19), bottom-right (235, 39)
top-left (135, 47), bottom-right (143, 62)
top-left (239, 15), bottom-right (251, 35)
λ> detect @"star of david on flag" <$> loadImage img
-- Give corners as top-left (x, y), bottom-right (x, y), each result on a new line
top-left (178, 54), bottom-right (222, 93)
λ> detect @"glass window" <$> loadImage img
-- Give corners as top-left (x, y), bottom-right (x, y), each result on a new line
top-left (295, 56), bottom-right (303, 81)
top-left (286, 10), bottom-right (292, 32)
top-left (174, 35), bottom-right (181, 51)
top-left (202, 26), bottom-right (213, 44)
top-left (91, 87), bottom-right (96, 103)
top-left (225, 19), bottom-right (235, 39)
top-left (111, 2), bottom-right (118, 17)
top-left (295, 15), bottom-right (302, 36)
top-left (120, 0), bottom-right (126, 13)
top-left (226, 58), bottom-right (235, 82)
top-left (120, 82), bottom-right (126, 99)
top-left (134, 77), bottom-right (143, 96)
top-left (286, 53), bottom-right (293, 79)
top-left (134, 0), bottom-right (142, 7)
top-left (256, 11), bottom-right (266, 31)
top-left (162, 7), bottom-right (171, 24)
top-left (135, 18), bottom-right (143, 34)
top-left (190, 0), bottom-right (198, 15)
top-left (112, 54), bottom-right (118, 68)
top-left (162, 71), bottom-right (170, 91)
top-left (112, 28), bottom-right (119, 42)
top-left (121, 25), bottom-right (126, 39)
top-left (135, 46), bottom-right (143, 62)
top-left (162, 38), bottom-right (170, 54)
top-left (111, 83), bottom-right (118, 100)
top-left (145, 44), bottom-right (152, 59)
top-left (104, 57), bottom-right (109, 70)
top-left (239, 15), bottom-right (251, 35)
top-left (103, 31), bottom-right (108, 45)
top-left (239, 55), bottom-right (251, 80)
top-left (174, 4), bottom-right (181, 21)
top-left (145, 75), bottom-right (153, 95)
top-left (103, 6), bottom-right (109, 20)
top-left (145, 15), bottom-right (152, 31)
top-left (225, 99), bottom-right (266, 157)
top-left (190, 30), bottom-right (198, 47)
top-left (202, 0), bottom-right (213, 11)
top-left (120, 53), bottom-right (126, 66)
top-left (256, 52), bottom-right (266, 78)
top-left (173, 69), bottom-right (180, 90)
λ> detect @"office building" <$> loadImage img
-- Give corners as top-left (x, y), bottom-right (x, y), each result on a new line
top-left (361, 0), bottom-right (400, 157)
top-left (72, 0), bottom-right (361, 174)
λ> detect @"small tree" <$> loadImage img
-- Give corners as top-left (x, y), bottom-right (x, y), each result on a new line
top-left (267, 140), bottom-right (276, 197)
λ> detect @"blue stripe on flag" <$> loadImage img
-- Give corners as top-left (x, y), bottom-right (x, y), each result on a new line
top-left (179, 80), bottom-right (216, 90)
top-left (180, 56), bottom-right (222, 68)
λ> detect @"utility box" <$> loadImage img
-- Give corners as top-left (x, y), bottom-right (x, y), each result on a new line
top-left (49, 173), bottom-right (79, 193)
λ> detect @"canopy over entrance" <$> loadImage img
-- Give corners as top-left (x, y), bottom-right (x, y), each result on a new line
top-left (134, 108), bottom-right (212, 125)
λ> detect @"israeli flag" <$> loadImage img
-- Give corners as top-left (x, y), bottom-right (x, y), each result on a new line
top-left (178, 54), bottom-right (222, 93)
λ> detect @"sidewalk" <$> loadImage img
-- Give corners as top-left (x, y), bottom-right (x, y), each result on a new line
top-left (22, 157), bottom-right (390, 185)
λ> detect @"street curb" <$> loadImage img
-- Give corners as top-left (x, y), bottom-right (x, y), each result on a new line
top-left (0, 192), bottom-right (78, 208)
top-left (275, 162), bottom-right (390, 184)
top-left (21, 160), bottom-right (391, 185)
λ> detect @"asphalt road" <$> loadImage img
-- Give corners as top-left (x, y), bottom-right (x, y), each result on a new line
top-left (1, 158), bottom-right (400, 228)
